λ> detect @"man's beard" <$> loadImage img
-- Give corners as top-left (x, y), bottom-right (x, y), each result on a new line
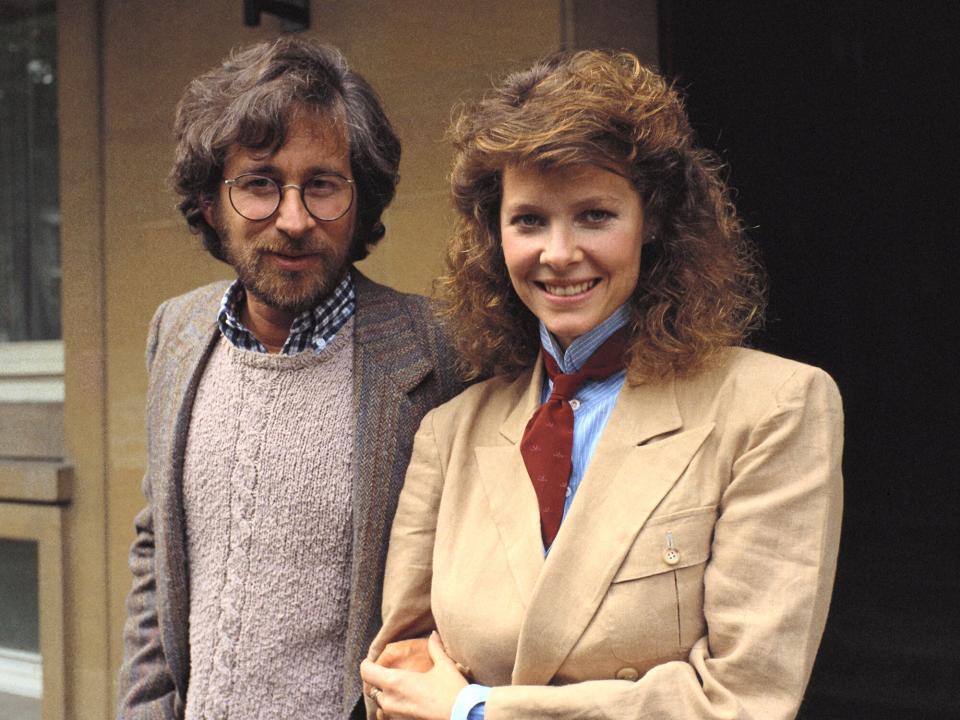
top-left (222, 230), bottom-right (351, 316)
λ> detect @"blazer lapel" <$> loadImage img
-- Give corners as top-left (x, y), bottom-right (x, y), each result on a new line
top-left (343, 273), bottom-right (435, 710)
top-left (475, 363), bottom-right (548, 605)
top-left (512, 376), bottom-right (714, 685)
top-left (154, 319), bottom-right (221, 697)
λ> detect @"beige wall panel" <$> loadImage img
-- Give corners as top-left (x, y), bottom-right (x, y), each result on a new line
top-left (59, 0), bottom-right (110, 716)
top-left (572, 0), bottom-right (659, 66)
top-left (310, 0), bottom-right (559, 72)
top-left (0, 403), bottom-right (64, 458)
top-left (361, 193), bottom-right (457, 295)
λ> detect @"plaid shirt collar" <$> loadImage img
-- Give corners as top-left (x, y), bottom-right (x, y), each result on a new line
top-left (217, 271), bottom-right (356, 355)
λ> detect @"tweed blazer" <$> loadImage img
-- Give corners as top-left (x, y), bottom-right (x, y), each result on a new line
top-left (116, 271), bottom-right (464, 720)
top-left (373, 347), bottom-right (843, 719)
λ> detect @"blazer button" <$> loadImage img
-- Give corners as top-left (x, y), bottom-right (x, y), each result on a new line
top-left (616, 667), bottom-right (640, 681)
top-left (662, 547), bottom-right (681, 565)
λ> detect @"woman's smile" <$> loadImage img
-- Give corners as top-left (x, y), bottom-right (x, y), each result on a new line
top-left (538, 278), bottom-right (600, 297)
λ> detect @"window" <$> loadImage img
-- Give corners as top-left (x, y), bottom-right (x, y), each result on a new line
top-left (0, 539), bottom-right (41, 720)
top-left (0, 1), bottom-right (61, 344)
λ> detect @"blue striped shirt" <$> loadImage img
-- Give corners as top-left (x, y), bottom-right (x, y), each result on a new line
top-left (454, 306), bottom-right (631, 720)
top-left (216, 272), bottom-right (355, 355)
top-left (539, 306), bottom-right (630, 529)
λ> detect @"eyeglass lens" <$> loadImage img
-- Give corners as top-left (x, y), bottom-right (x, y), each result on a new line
top-left (227, 174), bottom-right (353, 221)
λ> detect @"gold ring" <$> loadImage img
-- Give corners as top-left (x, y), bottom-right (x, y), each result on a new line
top-left (370, 687), bottom-right (382, 705)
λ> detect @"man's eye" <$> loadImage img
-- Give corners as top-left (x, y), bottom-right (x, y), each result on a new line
top-left (238, 176), bottom-right (275, 192)
top-left (305, 176), bottom-right (340, 195)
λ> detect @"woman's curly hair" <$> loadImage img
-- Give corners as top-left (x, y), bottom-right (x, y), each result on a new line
top-left (438, 49), bottom-right (765, 383)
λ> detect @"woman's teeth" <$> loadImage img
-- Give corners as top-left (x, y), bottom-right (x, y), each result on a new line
top-left (544, 280), bottom-right (597, 296)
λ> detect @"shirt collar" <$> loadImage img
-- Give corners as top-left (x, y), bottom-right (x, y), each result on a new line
top-left (539, 304), bottom-right (631, 373)
top-left (217, 271), bottom-right (356, 355)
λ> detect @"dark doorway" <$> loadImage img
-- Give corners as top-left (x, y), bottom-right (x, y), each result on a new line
top-left (659, 1), bottom-right (960, 717)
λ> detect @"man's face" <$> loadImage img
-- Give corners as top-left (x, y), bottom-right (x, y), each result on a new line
top-left (206, 109), bottom-right (357, 316)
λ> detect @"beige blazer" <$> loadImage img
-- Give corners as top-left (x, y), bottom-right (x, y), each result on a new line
top-left (373, 347), bottom-right (843, 720)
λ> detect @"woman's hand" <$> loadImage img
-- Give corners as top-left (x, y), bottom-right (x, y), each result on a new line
top-left (361, 631), bottom-right (468, 720)
top-left (374, 637), bottom-right (434, 673)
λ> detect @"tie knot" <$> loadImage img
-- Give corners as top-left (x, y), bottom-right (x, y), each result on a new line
top-left (550, 372), bottom-right (586, 401)
top-left (541, 326), bottom-right (630, 403)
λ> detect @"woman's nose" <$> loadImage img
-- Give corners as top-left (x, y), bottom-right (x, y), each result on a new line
top-left (539, 225), bottom-right (582, 268)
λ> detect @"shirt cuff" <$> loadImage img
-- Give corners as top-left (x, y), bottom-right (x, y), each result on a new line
top-left (451, 683), bottom-right (492, 720)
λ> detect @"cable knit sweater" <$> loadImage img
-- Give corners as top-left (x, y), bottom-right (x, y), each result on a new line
top-left (181, 320), bottom-right (355, 720)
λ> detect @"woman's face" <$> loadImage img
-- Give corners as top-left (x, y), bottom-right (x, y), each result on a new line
top-left (500, 163), bottom-right (645, 349)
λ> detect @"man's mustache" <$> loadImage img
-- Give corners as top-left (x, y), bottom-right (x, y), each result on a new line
top-left (252, 235), bottom-right (328, 256)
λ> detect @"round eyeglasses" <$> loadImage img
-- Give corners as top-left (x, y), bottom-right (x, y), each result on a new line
top-left (223, 172), bottom-right (355, 222)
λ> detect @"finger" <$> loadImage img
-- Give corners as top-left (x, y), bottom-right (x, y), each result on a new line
top-left (426, 630), bottom-right (456, 669)
top-left (360, 658), bottom-right (390, 688)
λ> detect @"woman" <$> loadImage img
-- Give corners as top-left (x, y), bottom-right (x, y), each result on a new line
top-left (361, 49), bottom-right (842, 720)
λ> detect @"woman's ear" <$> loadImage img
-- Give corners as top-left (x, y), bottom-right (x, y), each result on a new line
top-left (642, 222), bottom-right (659, 245)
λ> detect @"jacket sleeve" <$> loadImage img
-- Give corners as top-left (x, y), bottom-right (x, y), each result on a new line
top-left (371, 407), bottom-right (444, 650)
top-left (484, 367), bottom-right (844, 720)
top-left (365, 408), bottom-right (445, 719)
top-left (115, 302), bottom-right (180, 720)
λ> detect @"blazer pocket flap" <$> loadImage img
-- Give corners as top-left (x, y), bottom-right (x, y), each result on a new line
top-left (612, 506), bottom-right (717, 581)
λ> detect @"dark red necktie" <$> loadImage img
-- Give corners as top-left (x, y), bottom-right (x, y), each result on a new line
top-left (520, 328), bottom-right (629, 548)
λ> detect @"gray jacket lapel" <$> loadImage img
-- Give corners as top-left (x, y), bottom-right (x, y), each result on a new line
top-left (151, 306), bottom-right (223, 699)
top-left (342, 272), bottom-right (435, 712)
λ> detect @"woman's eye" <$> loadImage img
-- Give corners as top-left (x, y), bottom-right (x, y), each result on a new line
top-left (582, 209), bottom-right (613, 224)
top-left (512, 214), bottom-right (543, 228)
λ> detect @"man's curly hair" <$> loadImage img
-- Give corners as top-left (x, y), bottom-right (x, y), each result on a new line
top-left (437, 49), bottom-right (765, 383)
top-left (170, 37), bottom-right (400, 263)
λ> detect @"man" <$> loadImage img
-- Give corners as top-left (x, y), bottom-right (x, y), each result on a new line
top-left (116, 37), bottom-right (463, 719)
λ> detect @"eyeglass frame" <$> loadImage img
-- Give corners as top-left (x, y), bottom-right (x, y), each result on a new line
top-left (222, 172), bottom-right (356, 222)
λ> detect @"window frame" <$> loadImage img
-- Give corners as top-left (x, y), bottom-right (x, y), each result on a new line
top-left (0, 502), bottom-right (65, 720)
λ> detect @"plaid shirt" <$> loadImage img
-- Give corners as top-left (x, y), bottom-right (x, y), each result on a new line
top-left (217, 272), bottom-right (356, 355)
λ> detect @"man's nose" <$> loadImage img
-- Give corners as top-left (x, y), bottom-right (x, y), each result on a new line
top-left (539, 225), bottom-right (582, 268)
top-left (274, 185), bottom-right (315, 236)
